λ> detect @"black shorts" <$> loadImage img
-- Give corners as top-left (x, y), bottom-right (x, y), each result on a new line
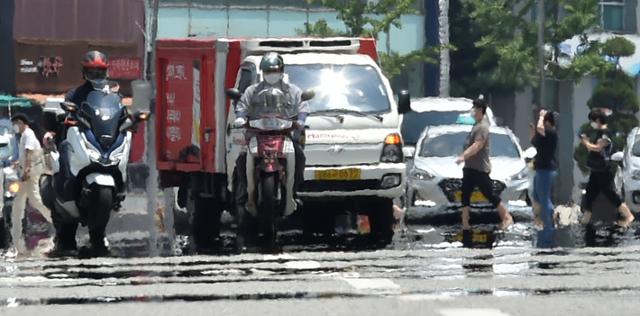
top-left (583, 170), bottom-right (622, 210)
top-left (461, 168), bottom-right (501, 208)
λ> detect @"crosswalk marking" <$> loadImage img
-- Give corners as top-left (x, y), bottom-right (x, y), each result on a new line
top-left (439, 308), bottom-right (512, 316)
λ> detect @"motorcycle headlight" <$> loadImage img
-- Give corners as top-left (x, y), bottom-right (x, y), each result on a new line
top-left (511, 167), bottom-right (528, 181)
top-left (249, 118), bottom-right (292, 131)
top-left (410, 168), bottom-right (435, 181)
top-left (632, 170), bottom-right (640, 180)
top-left (82, 136), bottom-right (102, 161)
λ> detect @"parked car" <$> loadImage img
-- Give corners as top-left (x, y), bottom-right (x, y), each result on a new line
top-left (400, 97), bottom-right (497, 158)
top-left (614, 127), bottom-right (640, 211)
top-left (405, 124), bottom-right (529, 221)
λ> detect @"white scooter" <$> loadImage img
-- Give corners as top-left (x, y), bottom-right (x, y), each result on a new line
top-left (40, 90), bottom-right (148, 254)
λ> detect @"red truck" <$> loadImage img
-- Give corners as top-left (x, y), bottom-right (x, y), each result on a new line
top-left (156, 37), bottom-right (408, 251)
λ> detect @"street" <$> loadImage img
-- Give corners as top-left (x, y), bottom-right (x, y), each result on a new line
top-left (1, 196), bottom-right (640, 316)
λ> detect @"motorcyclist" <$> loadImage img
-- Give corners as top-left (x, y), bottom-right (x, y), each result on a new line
top-left (47, 51), bottom-right (112, 257)
top-left (233, 52), bottom-right (309, 213)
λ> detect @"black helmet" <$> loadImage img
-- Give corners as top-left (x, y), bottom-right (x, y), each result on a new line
top-left (260, 52), bottom-right (284, 72)
top-left (81, 50), bottom-right (109, 89)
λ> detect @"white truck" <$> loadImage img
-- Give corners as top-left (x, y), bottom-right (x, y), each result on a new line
top-left (156, 37), bottom-right (408, 250)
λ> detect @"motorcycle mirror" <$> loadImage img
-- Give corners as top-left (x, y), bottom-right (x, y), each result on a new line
top-left (135, 111), bottom-right (151, 122)
top-left (301, 90), bottom-right (315, 102)
top-left (60, 101), bottom-right (78, 113)
top-left (226, 88), bottom-right (242, 101)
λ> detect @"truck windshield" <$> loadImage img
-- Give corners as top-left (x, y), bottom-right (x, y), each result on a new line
top-left (285, 64), bottom-right (390, 113)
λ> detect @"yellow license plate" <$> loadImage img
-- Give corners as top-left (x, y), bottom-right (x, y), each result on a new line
top-left (315, 168), bottom-right (361, 180)
top-left (454, 191), bottom-right (488, 203)
top-left (454, 231), bottom-right (489, 243)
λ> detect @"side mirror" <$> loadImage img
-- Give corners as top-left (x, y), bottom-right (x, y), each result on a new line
top-left (226, 88), bottom-right (242, 102)
top-left (301, 90), bottom-right (315, 102)
top-left (523, 147), bottom-right (537, 160)
top-left (402, 146), bottom-right (416, 158)
top-left (611, 151), bottom-right (624, 162)
top-left (60, 101), bottom-right (77, 113)
top-left (397, 90), bottom-right (411, 114)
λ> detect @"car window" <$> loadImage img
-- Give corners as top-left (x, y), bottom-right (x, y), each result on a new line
top-left (419, 132), bottom-right (520, 158)
top-left (401, 111), bottom-right (466, 145)
top-left (632, 140), bottom-right (640, 156)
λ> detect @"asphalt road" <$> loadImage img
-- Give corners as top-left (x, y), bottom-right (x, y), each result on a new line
top-left (2, 195), bottom-right (640, 316)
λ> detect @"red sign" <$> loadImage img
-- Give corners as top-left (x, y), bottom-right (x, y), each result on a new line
top-left (109, 57), bottom-right (142, 80)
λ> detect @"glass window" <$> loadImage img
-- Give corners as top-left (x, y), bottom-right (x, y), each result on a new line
top-left (600, 1), bottom-right (624, 32)
top-left (285, 64), bottom-right (390, 113)
top-left (419, 132), bottom-right (520, 158)
top-left (400, 111), bottom-right (466, 145)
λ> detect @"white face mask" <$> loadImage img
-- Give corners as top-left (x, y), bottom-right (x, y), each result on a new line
top-left (590, 122), bottom-right (599, 129)
top-left (12, 124), bottom-right (19, 133)
top-left (264, 73), bottom-right (282, 85)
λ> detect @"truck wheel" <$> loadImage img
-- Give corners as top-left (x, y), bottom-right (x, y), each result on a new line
top-left (191, 193), bottom-right (222, 253)
top-left (302, 201), bottom-right (335, 238)
top-left (87, 186), bottom-right (113, 253)
top-left (258, 172), bottom-right (278, 250)
top-left (367, 198), bottom-right (394, 245)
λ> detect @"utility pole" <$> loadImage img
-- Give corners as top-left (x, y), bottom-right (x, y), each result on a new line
top-left (438, 0), bottom-right (450, 97)
top-left (145, 0), bottom-right (160, 256)
top-left (537, 0), bottom-right (545, 105)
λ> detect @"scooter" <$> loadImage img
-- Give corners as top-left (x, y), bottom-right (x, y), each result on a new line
top-left (227, 87), bottom-right (313, 250)
top-left (40, 90), bottom-right (148, 254)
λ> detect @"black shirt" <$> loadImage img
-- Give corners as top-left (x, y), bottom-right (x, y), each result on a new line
top-left (587, 129), bottom-right (613, 172)
top-left (532, 127), bottom-right (558, 170)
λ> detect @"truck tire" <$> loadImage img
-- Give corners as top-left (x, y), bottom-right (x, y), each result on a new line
top-left (367, 197), bottom-right (394, 245)
top-left (191, 192), bottom-right (222, 253)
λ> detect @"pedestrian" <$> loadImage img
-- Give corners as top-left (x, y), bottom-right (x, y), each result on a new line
top-left (531, 109), bottom-right (558, 247)
top-left (456, 95), bottom-right (514, 232)
top-left (580, 109), bottom-right (634, 228)
top-left (8, 113), bottom-right (52, 257)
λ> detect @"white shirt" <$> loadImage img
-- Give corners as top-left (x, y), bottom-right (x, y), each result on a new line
top-left (18, 127), bottom-right (43, 170)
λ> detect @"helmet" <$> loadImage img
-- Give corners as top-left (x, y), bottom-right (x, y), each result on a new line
top-left (81, 51), bottom-right (109, 89)
top-left (259, 52), bottom-right (284, 72)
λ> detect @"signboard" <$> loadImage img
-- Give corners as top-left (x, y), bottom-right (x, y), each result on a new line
top-left (109, 57), bottom-right (142, 80)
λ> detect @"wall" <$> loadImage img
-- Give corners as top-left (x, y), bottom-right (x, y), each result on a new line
top-left (0, 0), bottom-right (16, 94)
top-left (157, 3), bottom-right (427, 96)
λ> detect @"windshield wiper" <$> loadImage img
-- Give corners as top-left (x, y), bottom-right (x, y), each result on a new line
top-left (312, 109), bottom-right (384, 122)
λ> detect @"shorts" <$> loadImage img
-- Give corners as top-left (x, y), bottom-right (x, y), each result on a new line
top-left (461, 168), bottom-right (502, 208)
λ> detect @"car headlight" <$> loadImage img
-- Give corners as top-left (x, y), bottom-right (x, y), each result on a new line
top-left (632, 170), bottom-right (640, 180)
top-left (511, 167), bottom-right (528, 181)
top-left (410, 168), bottom-right (435, 181)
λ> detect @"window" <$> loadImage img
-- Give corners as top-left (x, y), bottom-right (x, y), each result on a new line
top-left (599, 1), bottom-right (624, 32)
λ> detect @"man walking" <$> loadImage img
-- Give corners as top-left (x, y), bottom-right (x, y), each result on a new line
top-left (9, 114), bottom-right (52, 257)
top-left (456, 95), bottom-right (514, 232)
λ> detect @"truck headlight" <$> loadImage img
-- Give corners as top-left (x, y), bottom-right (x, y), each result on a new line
top-left (8, 182), bottom-right (19, 194)
top-left (380, 133), bottom-right (403, 163)
top-left (410, 168), bottom-right (435, 181)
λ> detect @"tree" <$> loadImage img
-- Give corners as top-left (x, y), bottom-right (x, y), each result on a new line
top-left (298, 0), bottom-right (437, 84)
top-left (574, 37), bottom-right (638, 172)
top-left (454, 0), bottom-right (602, 98)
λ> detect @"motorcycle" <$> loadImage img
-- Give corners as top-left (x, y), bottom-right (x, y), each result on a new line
top-left (227, 87), bottom-right (313, 249)
top-left (40, 90), bottom-right (149, 254)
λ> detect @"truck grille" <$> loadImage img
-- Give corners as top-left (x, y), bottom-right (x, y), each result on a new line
top-left (438, 178), bottom-right (506, 203)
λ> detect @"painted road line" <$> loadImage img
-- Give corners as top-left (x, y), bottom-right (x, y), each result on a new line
top-left (342, 278), bottom-right (401, 295)
top-left (439, 308), bottom-right (512, 316)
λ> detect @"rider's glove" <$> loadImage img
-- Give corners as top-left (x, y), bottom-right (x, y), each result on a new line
top-left (233, 116), bottom-right (247, 128)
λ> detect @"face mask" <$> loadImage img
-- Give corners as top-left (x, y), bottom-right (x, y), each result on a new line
top-left (12, 124), bottom-right (19, 133)
top-left (590, 122), bottom-right (599, 129)
top-left (264, 73), bottom-right (282, 85)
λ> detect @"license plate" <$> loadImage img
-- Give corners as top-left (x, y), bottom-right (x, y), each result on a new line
top-left (454, 191), bottom-right (488, 203)
top-left (454, 231), bottom-right (489, 243)
top-left (315, 168), bottom-right (361, 180)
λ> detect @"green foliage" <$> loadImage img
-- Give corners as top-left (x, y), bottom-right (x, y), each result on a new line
top-left (602, 36), bottom-right (636, 58)
top-left (301, 0), bottom-right (433, 81)
top-left (457, 0), bottom-right (601, 95)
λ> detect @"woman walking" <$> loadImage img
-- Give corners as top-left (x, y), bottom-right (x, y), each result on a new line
top-left (531, 109), bottom-right (558, 248)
